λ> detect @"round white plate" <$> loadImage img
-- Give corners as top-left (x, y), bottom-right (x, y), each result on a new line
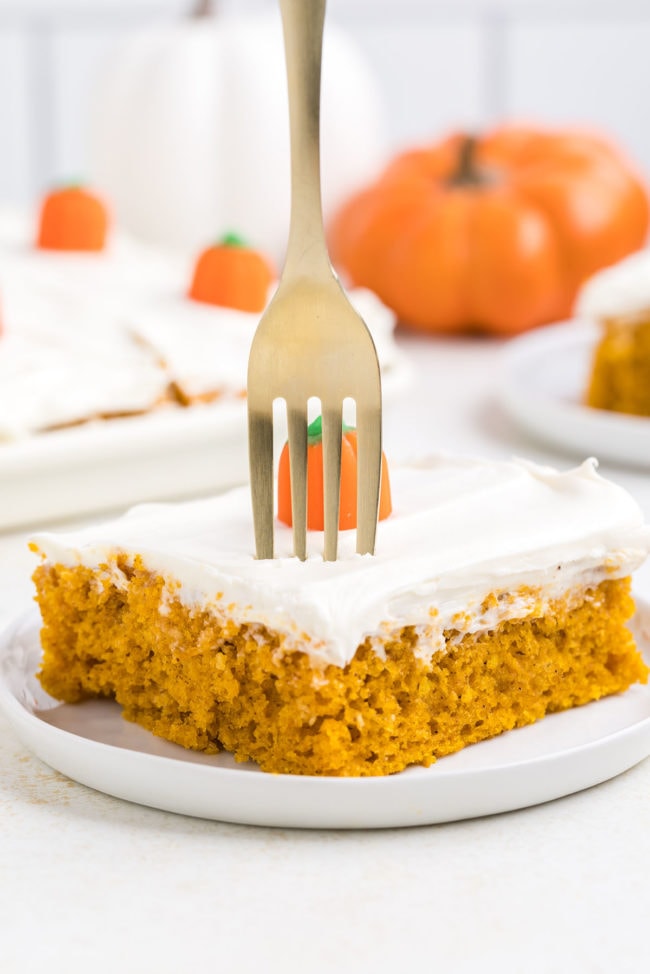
top-left (500, 320), bottom-right (650, 467)
top-left (1, 606), bottom-right (649, 829)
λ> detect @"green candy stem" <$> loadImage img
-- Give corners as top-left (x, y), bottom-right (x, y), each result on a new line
top-left (218, 231), bottom-right (248, 248)
top-left (307, 415), bottom-right (354, 445)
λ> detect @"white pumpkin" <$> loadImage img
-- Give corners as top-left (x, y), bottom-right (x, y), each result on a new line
top-left (88, 9), bottom-right (386, 262)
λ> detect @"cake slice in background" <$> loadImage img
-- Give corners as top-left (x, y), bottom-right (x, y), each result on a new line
top-left (577, 250), bottom-right (650, 416)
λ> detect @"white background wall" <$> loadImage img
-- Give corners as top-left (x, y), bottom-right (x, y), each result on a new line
top-left (1, 0), bottom-right (650, 204)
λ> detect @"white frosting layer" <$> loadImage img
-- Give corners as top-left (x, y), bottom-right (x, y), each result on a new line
top-left (129, 286), bottom-right (400, 400)
top-left (0, 217), bottom-right (192, 435)
top-left (0, 206), bottom-right (185, 302)
top-left (0, 276), bottom-right (170, 438)
top-left (576, 249), bottom-right (650, 320)
top-left (33, 455), bottom-right (650, 667)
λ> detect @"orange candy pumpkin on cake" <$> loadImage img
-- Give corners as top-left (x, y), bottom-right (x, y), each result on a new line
top-left (189, 232), bottom-right (274, 312)
top-left (277, 416), bottom-right (392, 531)
top-left (37, 185), bottom-right (109, 251)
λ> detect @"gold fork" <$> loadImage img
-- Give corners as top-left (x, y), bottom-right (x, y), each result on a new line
top-left (247, 0), bottom-right (382, 562)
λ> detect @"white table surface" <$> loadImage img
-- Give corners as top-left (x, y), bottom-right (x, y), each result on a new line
top-left (1, 332), bottom-right (649, 973)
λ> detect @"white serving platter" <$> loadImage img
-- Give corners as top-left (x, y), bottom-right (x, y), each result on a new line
top-left (0, 399), bottom-right (249, 531)
top-left (0, 345), bottom-right (412, 532)
top-left (1, 604), bottom-right (648, 829)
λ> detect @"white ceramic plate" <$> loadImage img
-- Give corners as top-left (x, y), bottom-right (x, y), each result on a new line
top-left (500, 320), bottom-right (650, 468)
top-left (1, 605), bottom-right (649, 829)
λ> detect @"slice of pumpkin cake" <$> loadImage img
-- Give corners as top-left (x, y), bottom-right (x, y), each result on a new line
top-left (578, 249), bottom-right (650, 416)
top-left (31, 450), bottom-right (649, 777)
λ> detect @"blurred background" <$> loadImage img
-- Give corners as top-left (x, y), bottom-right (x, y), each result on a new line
top-left (2, 0), bottom-right (650, 207)
top-left (2, 0), bottom-right (650, 524)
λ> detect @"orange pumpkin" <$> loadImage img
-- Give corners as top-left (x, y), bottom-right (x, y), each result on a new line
top-left (188, 232), bottom-right (274, 312)
top-left (37, 185), bottom-right (109, 251)
top-left (278, 417), bottom-right (392, 531)
top-left (329, 127), bottom-right (650, 336)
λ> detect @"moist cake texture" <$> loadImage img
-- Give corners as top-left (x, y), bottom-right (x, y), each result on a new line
top-left (32, 456), bottom-right (650, 776)
top-left (586, 316), bottom-right (650, 416)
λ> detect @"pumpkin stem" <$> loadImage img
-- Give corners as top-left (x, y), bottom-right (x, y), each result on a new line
top-left (307, 415), bottom-right (354, 445)
top-left (192, 0), bottom-right (215, 18)
top-left (219, 231), bottom-right (248, 248)
top-left (448, 136), bottom-right (492, 188)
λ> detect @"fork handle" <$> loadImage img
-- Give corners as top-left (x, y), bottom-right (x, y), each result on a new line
top-left (280, 0), bottom-right (331, 278)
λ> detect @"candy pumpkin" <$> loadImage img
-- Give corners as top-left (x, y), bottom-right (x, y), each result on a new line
top-left (188, 233), bottom-right (274, 312)
top-left (278, 417), bottom-right (392, 531)
top-left (37, 185), bottom-right (109, 251)
top-left (329, 127), bottom-right (650, 336)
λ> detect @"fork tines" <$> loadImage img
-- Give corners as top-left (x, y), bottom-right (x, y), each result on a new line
top-left (248, 354), bottom-right (382, 562)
